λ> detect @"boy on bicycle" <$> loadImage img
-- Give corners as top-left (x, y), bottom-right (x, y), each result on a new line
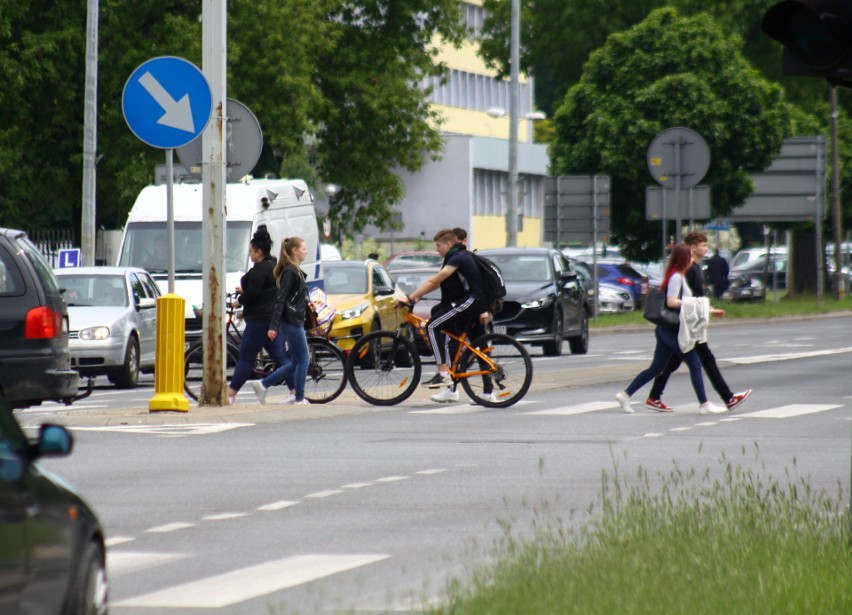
top-left (396, 228), bottom-right (491, 402)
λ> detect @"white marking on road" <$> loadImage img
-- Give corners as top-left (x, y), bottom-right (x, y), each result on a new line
top-left (726, 346), bottom-right (852, 364)
top-left (257, 500), bottom-right (299, 511)
top-left (643, 433), bottom-right (662, 438)
top-left (695, 421), bottom-right (718, 426)
top-left (71, 423), bottom-right (254, 436)
top-left (113, 554), bottom-right (391, 608)
top-left (669, 427), bottom-right (692, 432)
top-left (146, 522), bottom-right (195, 533)
top-left (203, 512), bottom-right (248, 521)
top-left (615, 350), bottom-right (644, 355)
top-left (105, 536), bottom-right (135, 547)
top-left (526, 401), bottom-right (617, 416)
top-left (305, 490), bottom-right (343, 498)
top-left (719, 417), bottom-right (741, 422)
top-left (739, 404), bottom-right (843, 419)
top-left (107, 551), bottom-right (191, 578)
top-left (410, 405), bottom-right (485, 414)
top-left (416, 468), bottom-right (447, 475)
top-left (612, 356), bottom-right (652, 361)
top-left (20, 403), bottom-right (108, 412)
top-left (374, 476), bottom-right (409, 483)
top-left (341, 482), bottom-right (372, 489)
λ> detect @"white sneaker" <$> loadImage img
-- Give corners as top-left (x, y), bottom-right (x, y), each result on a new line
top-left (615, 391), bottom-right (634, 414)
top-left (480, 392), bottom-right (499, 404)
top-left (281, 394), bottom-right (296, 404)
top-left (251, 381), bottom-right (268, 405)
top-left (293, 399), bottom-right (310, 406)
top-left (699, 402), bottom-right (727, 415)
top-left (431, 388), bottom-right (460, 403)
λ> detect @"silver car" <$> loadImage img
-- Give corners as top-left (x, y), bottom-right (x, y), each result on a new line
top-left (54, 267), bottom-right (160, 388)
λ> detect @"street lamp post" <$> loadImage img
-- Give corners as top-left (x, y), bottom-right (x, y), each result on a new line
top-left (507, 0), bottom-right (520, 248)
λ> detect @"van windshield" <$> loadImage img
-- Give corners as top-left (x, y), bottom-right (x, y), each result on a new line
top-left (118, 221), bottom-right (252, 274)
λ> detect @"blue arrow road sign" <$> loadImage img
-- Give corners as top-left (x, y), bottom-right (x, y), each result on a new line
top-left (122, 56), bottom-right (212, 149)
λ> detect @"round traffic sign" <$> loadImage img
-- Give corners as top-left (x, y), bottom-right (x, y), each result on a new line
top-left (647, 127), bottom-right (710, 189)
top-left (122, 56), bottom-right (212, 149)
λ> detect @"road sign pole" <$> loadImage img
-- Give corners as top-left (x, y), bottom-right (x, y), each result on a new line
top-left (674, 140), bottom-right (682, 244)
top-left (200, 0), bottom-right (228, 406)
top-left (166, 148), bottom-right (175, 294)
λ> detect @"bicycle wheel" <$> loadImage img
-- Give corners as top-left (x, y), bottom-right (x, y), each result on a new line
top-left (304, 337), bottom-right (347, 404)
top-left (346, 330), bottom-right (421, 406)
top-left (183, 342), bottom-right (240, 402)
top-left (458, 333), bottom-right (532, 408)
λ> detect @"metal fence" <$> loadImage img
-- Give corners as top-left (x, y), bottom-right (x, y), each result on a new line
top-left (27, 229), bottom-right (75, 268)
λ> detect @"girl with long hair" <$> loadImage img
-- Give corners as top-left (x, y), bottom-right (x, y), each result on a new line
top-left (251, 237), bottom-right (311, 405)
top-left (615, 243), bottom-right (726, 415)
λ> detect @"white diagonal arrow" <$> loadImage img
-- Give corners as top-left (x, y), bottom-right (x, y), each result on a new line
top-left (138, 71), bottom-right (195, 133)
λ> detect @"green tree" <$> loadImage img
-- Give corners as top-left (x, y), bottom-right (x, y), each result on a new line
top-left (550, 8), bottom-right (792, 261)
top-left (0, 0), bottom-right (466, 236)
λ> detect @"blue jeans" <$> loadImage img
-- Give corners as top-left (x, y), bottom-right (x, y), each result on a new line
top-left (261, 321), bottom-right (309, 401)
top-left (230, 320), bottom-right (289, 392)
top-left (625, 326), bottom-right (707, 404)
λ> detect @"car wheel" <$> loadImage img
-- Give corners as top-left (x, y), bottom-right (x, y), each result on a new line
top-left (542, 308), bottom-right (563, 356)
top-left (113, 337), bottom-right (139, 389)
top-left (568, 310), bottom-right (589, 355)
top-left (63, 541), bottom-right (108, 615)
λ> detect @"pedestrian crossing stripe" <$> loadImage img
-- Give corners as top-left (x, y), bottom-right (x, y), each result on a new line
top-left (112, 554), bottom-right (390, 608)
top-left (738, 404), bottom-right (844, 419)
top-left (526, 401), bottom-right (617, 415)
top-left (108, 551), bottom-right (191, 578)
top-left (71, 423), bottom-right (254, 436)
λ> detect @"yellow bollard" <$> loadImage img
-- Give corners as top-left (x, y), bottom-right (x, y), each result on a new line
top-left (149, 294), bottom-right (190, 412)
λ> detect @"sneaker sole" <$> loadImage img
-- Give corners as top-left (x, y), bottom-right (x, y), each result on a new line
top-left (645, 404), bottom-right (674, 413)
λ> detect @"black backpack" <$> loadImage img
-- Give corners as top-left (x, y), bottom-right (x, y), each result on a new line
top-left (470, 251), bottom-right (507, 314)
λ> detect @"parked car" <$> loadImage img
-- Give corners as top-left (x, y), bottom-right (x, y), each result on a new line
top-left (392, 266), bottom-right (442, 355)
top-left (55, 266), bottom-right (160, 388)
top-left (323, 260), bottom-right (402, 351)
top-left (384, 251), bottom-right (442, 272)
top-left (0, 390), bottom-right (108, 613)
top-left (730, 246), bottom-right (787, 270)
top-left (724, 254), bottom-right (787, 301)
top-left (478, 248), bottom-right (589, 356)
top-left (593, 261), bottom-right (648, 305)
top-left (571, 259), bottom-right (634, 313)
top-left (0, 227), bottom-right (79, 409)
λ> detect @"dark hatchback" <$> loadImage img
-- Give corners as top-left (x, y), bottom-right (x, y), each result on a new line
top-left (0, 391), bottom-right (108, 613)
top-left (0, 228), bottom-right (79, 409)
top-left (478, 248), bottom-right (589, 356)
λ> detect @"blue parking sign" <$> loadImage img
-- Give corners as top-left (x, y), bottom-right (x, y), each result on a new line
top-left (122, 56), bottom-right (212, 149)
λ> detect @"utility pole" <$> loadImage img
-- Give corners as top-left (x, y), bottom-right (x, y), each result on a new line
top-left (200, 0), bottom-right (228, 405)
top-left (830, 86), bottom-right (846, 299)
top-left (506, 0), bottom-right (520, 247)
top-left (81, 0), bottom-right (98, 266)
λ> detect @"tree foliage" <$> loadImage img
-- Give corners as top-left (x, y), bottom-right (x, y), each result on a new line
top-left (550, 8), bottom-right (791, 261)
top-left (0, 0), bottom-right (466, 235)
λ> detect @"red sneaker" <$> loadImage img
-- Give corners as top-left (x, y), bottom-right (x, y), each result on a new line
top-left (644, 398), bottom-right (674, 412)
top-left (726, 389), bottom-right (752, 410)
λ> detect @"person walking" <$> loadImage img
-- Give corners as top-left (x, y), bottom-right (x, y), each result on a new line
top-left (227, 227), bottom-right (289, 405)
top-left (397, 228), bottom-right (493, 403)
top-left (706, 246), bottom-right (730, 300)
top-left (645, 232), bottom-right (751, 413)
top-left (615, 243), bottom-right (727, 415)
top-left (251, 237), bottom-right (312, 406)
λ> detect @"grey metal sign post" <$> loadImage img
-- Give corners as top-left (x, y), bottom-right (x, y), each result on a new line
top-left (647, 127), bottom-right (711, 245)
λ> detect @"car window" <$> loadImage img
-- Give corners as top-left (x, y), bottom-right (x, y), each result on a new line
top-left (15, 236), bottom-right (59, 293)
top-left (140, 273), bottom-right (161, 299)
top-left (0, 243), bottom-right (25, 297)
top-left (325, 266), bottom-right (368, 294)
top-left (371, 266), bottom-right (386, 292)
top-left (129, 273), bottom-right (146, 302)
top-left (615, 264), bottom-right (641, 278)
top-left (59, 274), bottom-right (128, 307)
top-left (490, 255), bottom-right (550, 283)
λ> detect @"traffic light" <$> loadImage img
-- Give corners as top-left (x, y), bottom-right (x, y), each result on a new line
top-left (762, 0), bottom-right (852, 87)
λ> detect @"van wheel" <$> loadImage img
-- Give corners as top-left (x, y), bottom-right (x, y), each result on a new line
top-left (112, 337), bottom-right (139, 388)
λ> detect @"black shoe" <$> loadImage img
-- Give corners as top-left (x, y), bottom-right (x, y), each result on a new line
top-left (421, 373), bottom-right (448, 388)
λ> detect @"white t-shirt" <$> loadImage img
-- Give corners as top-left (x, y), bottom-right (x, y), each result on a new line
top-left (666, 272), bottom-right (693, 300)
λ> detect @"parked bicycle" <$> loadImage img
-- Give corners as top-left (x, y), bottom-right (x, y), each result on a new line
top-left (345, 303), bottom-right (532, 407)
top-left (184, 293), bottom-right (346, 403)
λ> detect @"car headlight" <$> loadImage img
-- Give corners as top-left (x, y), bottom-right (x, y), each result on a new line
top-left (79, 326), bottom-right (110, 340)
top-left (339, 303), bottom-right (370, 320)
top-left (521, 296), bottom-right (554, 309)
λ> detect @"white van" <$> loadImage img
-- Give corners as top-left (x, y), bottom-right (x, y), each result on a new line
top-left (117, 178), bottom-right (321, 332)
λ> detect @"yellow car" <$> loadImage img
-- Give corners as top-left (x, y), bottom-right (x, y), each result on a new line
top-left (323, 260), bottom-right (403, 352)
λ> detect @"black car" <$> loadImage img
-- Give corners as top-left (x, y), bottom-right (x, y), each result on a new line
top-left (478, 248), bottom-right (589, 356)
top-left (0, 228), bottom-right (79, 409)
top-left (0, 391), bottom-right (108, 613)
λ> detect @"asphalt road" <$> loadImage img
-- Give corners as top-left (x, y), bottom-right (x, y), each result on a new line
top-left (22, 314), bottom-right (852, 614)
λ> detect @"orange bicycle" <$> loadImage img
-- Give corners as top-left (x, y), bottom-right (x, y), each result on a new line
top-left (345, 304), bottom-right (532, 407)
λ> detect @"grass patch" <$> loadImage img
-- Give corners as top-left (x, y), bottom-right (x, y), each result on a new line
top-left (432, 448), bottom-right (851, 614)
top-left (591, 294), bottom-right (852, 328)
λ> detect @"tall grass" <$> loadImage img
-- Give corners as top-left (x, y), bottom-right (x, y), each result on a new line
top-left (432, 447), bottom-right (851, 614)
